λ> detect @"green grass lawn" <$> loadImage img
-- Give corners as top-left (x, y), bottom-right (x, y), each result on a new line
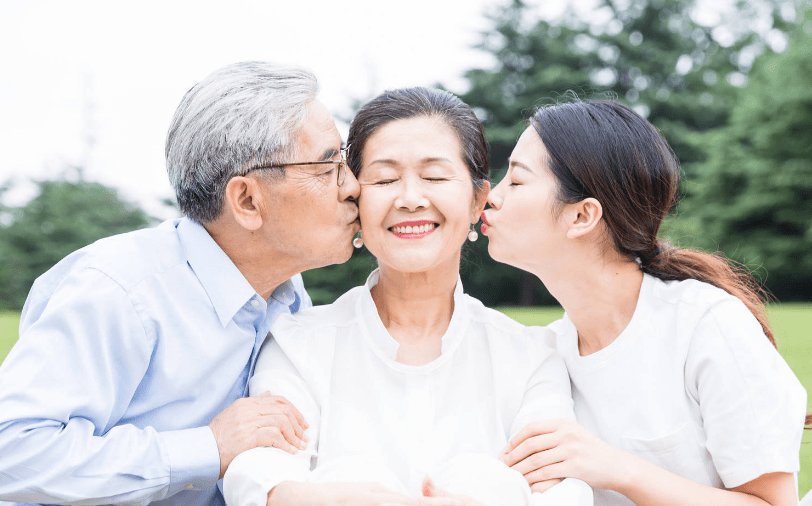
top-left (1, 305), bottom-right (811, 495)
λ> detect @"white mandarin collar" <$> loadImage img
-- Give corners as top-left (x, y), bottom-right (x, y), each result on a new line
top-left (356, 269), bottom-right (469, 372)
top-left (176, 218), bottom-right (259, 327)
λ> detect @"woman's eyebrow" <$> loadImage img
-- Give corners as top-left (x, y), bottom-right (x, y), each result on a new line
top-left (366, 156), bottom-right (454, 168)
top-left (367, 158), bottom-right (399, 167)
top-left (420, 157), bottom-right (453, 165)
top-left (508, 159), bottom-right (533, 173)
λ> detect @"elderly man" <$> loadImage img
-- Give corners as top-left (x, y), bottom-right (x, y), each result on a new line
top-left (0, 62), bottom-right (360, 506)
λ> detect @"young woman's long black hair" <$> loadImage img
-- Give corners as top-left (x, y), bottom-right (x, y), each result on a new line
top-left (530, 100), bottom-right (810, 427)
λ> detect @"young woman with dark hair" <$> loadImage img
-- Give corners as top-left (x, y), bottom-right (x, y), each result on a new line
top-left (484, 100), bottom-right (808, 506)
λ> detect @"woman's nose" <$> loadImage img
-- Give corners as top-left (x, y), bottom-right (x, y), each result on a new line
top-left (394, 176), bottom-right (429, 211)
top-left (487, 181), bottom-right (503, 209)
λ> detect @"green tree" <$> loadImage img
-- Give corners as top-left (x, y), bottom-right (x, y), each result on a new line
top-left (0, 172), bottom-right (155, 310)
top-left (669, 10), bottom-right (812, 300)
top-left (452, 0), bottom-right (798, 306)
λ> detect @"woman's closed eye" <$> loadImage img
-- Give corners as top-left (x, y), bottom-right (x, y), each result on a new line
top-left (370, 178), bottom-right (397, 186)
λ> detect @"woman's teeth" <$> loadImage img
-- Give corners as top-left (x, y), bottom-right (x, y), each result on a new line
top-left (392, 223), bottom-right (437, 234)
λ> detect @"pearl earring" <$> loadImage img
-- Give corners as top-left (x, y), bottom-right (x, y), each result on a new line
top-left (353, 232), bottom-right (364, 249)
top-left (467, 224), bottom-right (478, 242)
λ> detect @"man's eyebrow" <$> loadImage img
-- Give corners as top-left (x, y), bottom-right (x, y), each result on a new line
top-left (319, 148), bottom-right (340, 162)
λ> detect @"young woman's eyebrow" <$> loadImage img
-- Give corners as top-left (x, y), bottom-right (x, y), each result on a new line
top-left (508, 159), bottom-right (533, 174)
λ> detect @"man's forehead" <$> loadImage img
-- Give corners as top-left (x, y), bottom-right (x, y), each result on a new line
top-left (298, 100), bottom-right (342, 152)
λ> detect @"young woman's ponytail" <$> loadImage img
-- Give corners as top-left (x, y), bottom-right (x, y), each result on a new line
top-left (639, 240), bottom-right (775, 347)
top-left (531, 99), bottom-right (810, 427)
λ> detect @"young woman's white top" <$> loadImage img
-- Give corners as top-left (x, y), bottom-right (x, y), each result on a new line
top-left (551, 273), bottom-right (807, 506)
top-left (224, 269), bottom-right (593, 506)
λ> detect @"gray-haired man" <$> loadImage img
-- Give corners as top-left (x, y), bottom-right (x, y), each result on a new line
top-left (0, 62), bottom-right (360, 506)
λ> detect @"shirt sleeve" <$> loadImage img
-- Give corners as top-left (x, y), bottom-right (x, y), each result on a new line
top-left (684, 297), bottom-right (807, 488)
top-left (510, 326), bottom-right (576, 434)
top-left (530, 478), bottom-right (594, 506)
top-left (223, 329), bottom-right (321, 506)
top-left (511, 327), bottom-right (593, 505)
top-left (0, 267), bottom-right (220, 505)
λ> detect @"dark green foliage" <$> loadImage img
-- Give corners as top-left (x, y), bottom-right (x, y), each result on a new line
top-left (0, 174), bottom-right (155, 310)
top-left (449, 0), bottom-right (764, 306)
top-left (669, 12), bottom-right (812, 300)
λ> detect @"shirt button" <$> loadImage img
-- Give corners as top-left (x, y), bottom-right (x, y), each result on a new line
top-left (185, 484), bottom-right (194, 490)
top-left (251, 299), bottom-right (260, 307)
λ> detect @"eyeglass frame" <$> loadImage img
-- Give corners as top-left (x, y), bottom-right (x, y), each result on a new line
top-left (243, 148), bottom-right (349, 187)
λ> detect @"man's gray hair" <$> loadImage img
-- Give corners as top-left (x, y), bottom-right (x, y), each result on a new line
top-left (166, 61), bottom-right (319, 223)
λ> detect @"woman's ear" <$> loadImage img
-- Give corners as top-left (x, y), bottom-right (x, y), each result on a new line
top-left (563, 197), bottom-right (603, 239)
top-left (223, 176), bottom-right (265, 231)
top-left (471, 181), bottom-right (491, 222)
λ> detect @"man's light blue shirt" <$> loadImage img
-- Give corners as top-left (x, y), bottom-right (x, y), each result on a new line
top-left (0, 218), bottom-right (311, 506)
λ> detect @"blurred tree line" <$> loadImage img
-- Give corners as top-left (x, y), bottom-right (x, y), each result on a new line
top-left (0, 170), bottom-right (155, 310)
top-left (1, 0), bottom-right (810, 310)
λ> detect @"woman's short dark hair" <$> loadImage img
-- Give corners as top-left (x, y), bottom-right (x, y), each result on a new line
top-left (347, 87), bottom-right (489, 191)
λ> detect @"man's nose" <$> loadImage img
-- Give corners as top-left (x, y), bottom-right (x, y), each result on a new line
top-left (340, 169), bottom-right (361, 202)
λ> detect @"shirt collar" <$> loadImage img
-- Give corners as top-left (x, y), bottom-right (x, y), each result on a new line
top-left (358, 268), bottom-right (468, 363)
top-left (176, 218), bottom-right (258, 327)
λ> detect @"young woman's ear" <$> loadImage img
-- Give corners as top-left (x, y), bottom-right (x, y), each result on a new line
top-left (223, 176), bottom-right (265, 231)
top-left (564, 197), bottom-right (603, 239)
top-left (471, 181), bottom-right (491, 222)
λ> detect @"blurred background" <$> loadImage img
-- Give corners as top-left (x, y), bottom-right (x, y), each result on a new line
top-left (1, 0), bottom-right (811, 309)
top-left (0, 0), bottom-right (811, 494)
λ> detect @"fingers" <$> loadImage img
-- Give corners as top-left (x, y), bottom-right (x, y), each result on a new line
top-left (420, 478), bottom-right (466, 505)
top-left (529, 478), bottom-right (562, 494)
top-left (258, 413), bottom-right (307, 450)
top-left (262, 393), bottom-right (309, 430)
top-left (526, 462), bottom-right (568, 486)
top-left (422, 477), bottom-right (446, 497)
top-left (255, 425), bottom-right (300, 455)
top-left (501, 431), bottom-right (560, 468)
top-left (255, 393), bottom-right (309, 433)
top-left (503, 419), bottom-right (567, 455)
top-left (511, 442), bottom-right (564, 476)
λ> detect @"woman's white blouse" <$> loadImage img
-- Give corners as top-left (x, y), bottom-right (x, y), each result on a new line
top-left (552, 273), bottom-right (807, 506)
top-left (224, 270), bottom-right (586, 505)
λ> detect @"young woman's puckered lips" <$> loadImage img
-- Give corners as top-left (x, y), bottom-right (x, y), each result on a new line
top-left (480, 212), bottom-right (490, 233)
top-left (389, 219), bottom-right (438, 239)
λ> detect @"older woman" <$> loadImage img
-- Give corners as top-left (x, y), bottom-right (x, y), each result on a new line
top-left (222, 88), bottom-right (593, 506)
top-left (485, 100), bottom-right (808, 506)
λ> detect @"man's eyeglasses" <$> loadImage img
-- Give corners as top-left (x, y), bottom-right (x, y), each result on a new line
top-left (245, 149), bottom-right (349, 187)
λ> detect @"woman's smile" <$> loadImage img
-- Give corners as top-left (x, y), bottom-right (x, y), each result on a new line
top-left (389, 220), bottom-right (439, 239)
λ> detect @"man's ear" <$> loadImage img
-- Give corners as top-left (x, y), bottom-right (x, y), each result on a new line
top-left (471, 181), bottom-right (491, 222)
top-left (223, 176), bottom-right (265, 231)
top-left (563, 197), bottom-right (603, 239)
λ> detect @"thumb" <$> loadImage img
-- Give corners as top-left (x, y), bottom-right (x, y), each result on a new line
top-left (422, 476), bottom-right (454, 498)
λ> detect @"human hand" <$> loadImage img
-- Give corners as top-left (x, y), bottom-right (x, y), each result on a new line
top-left (421, 477), bottom-right (487, 506)
top-left (270, 481), bottom-right (465, 506)
top-left (208, 391), bottom-right (308, 479)
top-left (500, 418), bottom-right (626, 491)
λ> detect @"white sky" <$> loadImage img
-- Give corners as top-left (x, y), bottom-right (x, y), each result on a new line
top-left (0, 0), bottom-right (743, 219)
